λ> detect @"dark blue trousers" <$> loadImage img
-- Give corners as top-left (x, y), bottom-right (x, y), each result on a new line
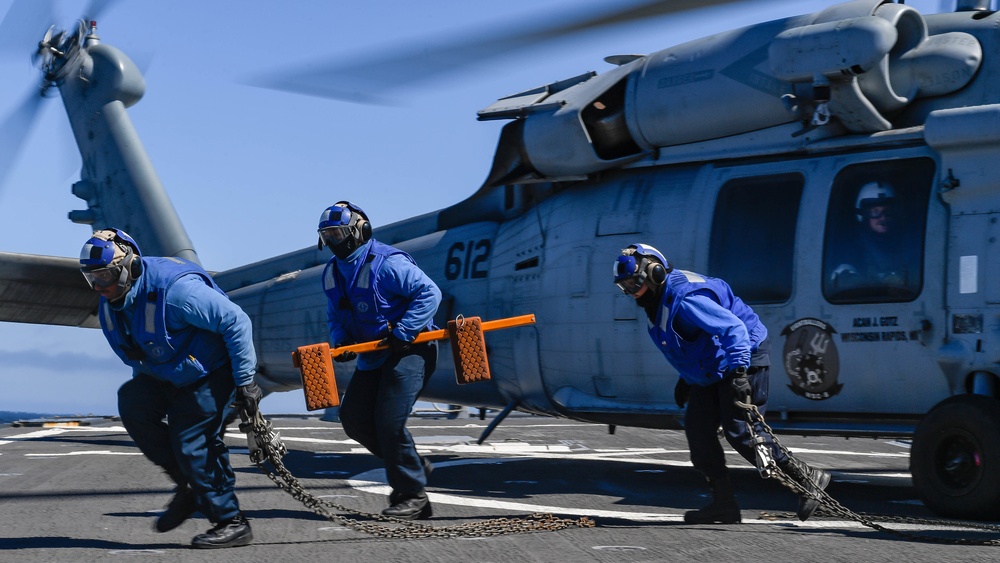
top-left (339, 342), bottom-right (436, 499)
top-left (684, 366), bottom-right (789, 480)
top-left (118, 368), bottom-right (240, 523)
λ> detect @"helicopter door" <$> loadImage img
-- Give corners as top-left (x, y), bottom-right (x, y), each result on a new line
top-left (812, 156), bottom-right (948, 414)
top-left (706, 156), bottom-right (948, 415)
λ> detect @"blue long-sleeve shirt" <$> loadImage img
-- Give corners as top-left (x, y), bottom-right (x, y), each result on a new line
top-left (647, 269), bottom-right (766, 386)
top-left (112, 273), bottom-right (257, 386)
top-left (326, 240), bottom-right (441, 370)
top-left (672, 291), bottom-right (751, 372)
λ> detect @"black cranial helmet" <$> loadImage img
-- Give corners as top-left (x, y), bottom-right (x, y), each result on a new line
top-left (317, 201), bottom-right (372, 259)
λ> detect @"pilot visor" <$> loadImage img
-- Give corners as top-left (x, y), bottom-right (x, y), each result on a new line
top-left (319, 226), bottom-right (351, 247)
top-left (861, 205), bottom-right (892, 220)
top-left (82, 265), bottom-right (122, 290)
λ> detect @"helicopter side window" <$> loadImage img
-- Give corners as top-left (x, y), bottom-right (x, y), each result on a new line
top-left (709, 173), bottom-right (803, 304)
top-left (822, 158), bottom-right (933, 304)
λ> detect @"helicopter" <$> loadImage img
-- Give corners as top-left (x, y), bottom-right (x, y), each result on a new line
top-left (2, 0), bottom-right (1000, 522)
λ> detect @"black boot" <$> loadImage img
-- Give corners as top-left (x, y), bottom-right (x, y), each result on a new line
top-left (383, 492), bottom-right (433, 520)
top-left (781, 457), bottom-right (831, 521)
top-left (155, 485), bottom-right (198, 533)
top-left (191, 513), bottom-right (253, 549)
top-left (684, 476), bottom-right (741, 524)
top-left (389, 457), bottom-right (434, 506)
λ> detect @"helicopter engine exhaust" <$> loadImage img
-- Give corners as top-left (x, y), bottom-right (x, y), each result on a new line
top-left (478, 0), bottom-right (983, 185)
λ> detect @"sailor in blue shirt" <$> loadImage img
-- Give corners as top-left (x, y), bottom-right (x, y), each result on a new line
top-left (80, 229), bottom-right (259, 549)
top-left (318, 202), bottom-right (441, 520)
top-left (613, 243), bottom-right (830, 524)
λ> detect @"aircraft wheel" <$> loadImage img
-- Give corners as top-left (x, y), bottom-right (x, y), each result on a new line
top-left (911, 394), bottom-right (1000, 520)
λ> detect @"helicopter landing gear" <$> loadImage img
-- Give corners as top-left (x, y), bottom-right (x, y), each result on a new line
top-left (911, 394), bottom-right (1000, 520)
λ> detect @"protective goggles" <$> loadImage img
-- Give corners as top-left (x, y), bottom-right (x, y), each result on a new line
top-left (318, 226), bottom-right (352, 247)
top-left (82, 265), bottom-right (122, 290)
top-left (615, 276), bottom-right (645, 295)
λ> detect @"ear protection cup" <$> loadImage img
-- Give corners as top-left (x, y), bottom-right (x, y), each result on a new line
top-left (129, 255), bottom-right (143, 278)
top-left (647, 261), bottom-right (666, 286)
top-left (359, 219), bottom-right (372, 243)
top-left (615, 243), bottom-right (670, 295)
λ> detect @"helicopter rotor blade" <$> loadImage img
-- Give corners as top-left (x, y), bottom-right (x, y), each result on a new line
top-left (82, 0), bottom-right (120, 24)
top-left (0, 0), bottom-right (121, 61)
top-left (0, 88), bottom-right (47, 194)
top-left (0, 0), bottom-right (124, 193)
top-left (0, 0), bottom-right (55, 61)
top-left (245, 0), bottom-right (747, 104)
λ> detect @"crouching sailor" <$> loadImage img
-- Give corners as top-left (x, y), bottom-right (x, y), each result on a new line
top-left (80, 228), bottom-right (261, 548)
top-left (612, 243), bottom-right (831, 524)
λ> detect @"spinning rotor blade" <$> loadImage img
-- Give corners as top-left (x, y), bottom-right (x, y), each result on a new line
top-left (0, 0), bottom-right (54, 60)
top-left (0, 0), bottom-right (122, 195)
top-left (0, 88), bottom-right (46, 193)
top-left (246, 0), bottom-right (747, 104)
top-left (0, 0), bottom-right (119, 60)
top-left (82, 0), bottom-right (119, 23)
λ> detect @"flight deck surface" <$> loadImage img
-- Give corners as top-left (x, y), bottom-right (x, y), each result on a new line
top-left (1, 412), bottom-right (997, 562)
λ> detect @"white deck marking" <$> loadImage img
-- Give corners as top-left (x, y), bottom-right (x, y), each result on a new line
top-left (26, 450), bottom-right (141, 457)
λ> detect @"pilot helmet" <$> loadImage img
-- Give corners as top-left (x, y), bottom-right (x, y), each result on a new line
top-left (318, 201), bottom-right (372, 259)
top-left (613, 243), bottom-right (669, 295)
top-left (855, 181), bottom-right (896, 222)
top-left (79, 228), bottom-right (142, 301)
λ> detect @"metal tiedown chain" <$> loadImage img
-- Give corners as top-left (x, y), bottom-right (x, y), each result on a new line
top-left (238, 411), bottom-right (596, 539)
top-left (738, 399), bottom-right (1000, 546)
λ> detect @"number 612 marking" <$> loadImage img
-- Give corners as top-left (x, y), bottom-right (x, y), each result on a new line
top-left (445, 240), bottom-right (491, 280)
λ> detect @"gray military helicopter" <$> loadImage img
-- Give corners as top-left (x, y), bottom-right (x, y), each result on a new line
top-left (1, 0), bottom-right (999, 522)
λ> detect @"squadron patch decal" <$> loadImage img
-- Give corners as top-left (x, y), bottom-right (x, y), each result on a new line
top-left (780, 318), bottom-right (842, 400)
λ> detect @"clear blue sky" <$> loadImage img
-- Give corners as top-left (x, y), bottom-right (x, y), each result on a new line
top-left (0, 0), bottom-right (951, 415)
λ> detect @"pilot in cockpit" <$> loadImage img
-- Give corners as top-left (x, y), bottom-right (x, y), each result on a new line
top-left (829, 181), bottom-right (915, 297)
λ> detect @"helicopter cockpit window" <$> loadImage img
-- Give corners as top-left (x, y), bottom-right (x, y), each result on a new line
top-left (822, 158), bottom-right (933, 304)
top-left (709, 173), bottom-right (803, 304)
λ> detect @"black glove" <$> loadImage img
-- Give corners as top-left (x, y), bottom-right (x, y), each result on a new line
top-left (378, 333), bottom-right (412, 356)
top-left (674, 379), bottom-right (691, 409)
top-left (332, 344), bottom-right (357, 363)
top-left (729, 366), bottom-right (751, 406)
top-left (235, 382), bottom-right (263, 417)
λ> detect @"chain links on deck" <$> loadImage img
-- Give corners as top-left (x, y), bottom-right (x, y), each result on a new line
top-left (739, 400), bottom-right (1000, 545)
top-left (239, 411), bottom-right (595, 539)
top-left (240, 406), bottom-right (1000, 543)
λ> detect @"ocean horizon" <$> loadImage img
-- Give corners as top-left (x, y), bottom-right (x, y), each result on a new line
top-left (0, 411), bottom-right (77, 425)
